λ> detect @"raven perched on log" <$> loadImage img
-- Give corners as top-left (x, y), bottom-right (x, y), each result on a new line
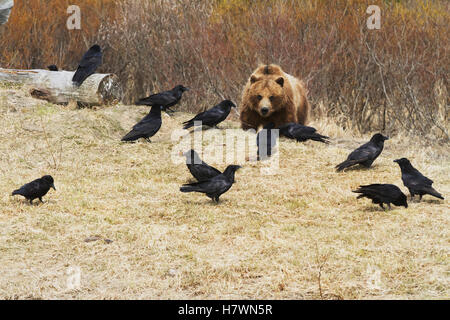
top-left (72, 44), bottom-right (102, 86)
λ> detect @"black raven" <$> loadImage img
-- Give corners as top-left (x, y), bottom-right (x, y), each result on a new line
top-left (136, 85), bottom-right (189, 114)
top-left (12, 175), bottom-right (56, 204)
top-left (181, 149), bottom-right (221, 182)
top-left (257, 122), bottom-right (277, 161)
top-left (278, 123), bottom-right (329, 144)
top-left (72, 44), bottom-right (102, 86)
top-left (121, 105), bottom-right (162, 142)
top-left (394, 158), bottom-right (444, 201)
top-left (353, 184), bottom-right (408, 210)
top-left (182, 100), bottom-right (237, 129)
top-left (180, 165), bottom-right (241, 202)
top-left (336, 133), bottom-right (389, 172)
top-left (47, 65), bottom-right (58, 71)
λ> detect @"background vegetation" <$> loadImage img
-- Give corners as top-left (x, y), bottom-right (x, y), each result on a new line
top-left (0, 0), bottom-right (448, 138)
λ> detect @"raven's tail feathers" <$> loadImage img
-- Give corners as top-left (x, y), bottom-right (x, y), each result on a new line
top-left (182, 120), bottom-right (194, 130)
top-left (180, 182), bottom-right (204, 193)
top-left (310, 134), bottom-right (330, 144)
top-left (121, 131), bottom-right (138, 142)
top-left (424, 187), bottom-right (444, 200)
top-left (336, 160), bottom-right (358, 172)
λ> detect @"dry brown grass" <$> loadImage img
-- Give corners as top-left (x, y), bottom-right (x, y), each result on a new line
top-left (0, 85), bottom-right (448, 300)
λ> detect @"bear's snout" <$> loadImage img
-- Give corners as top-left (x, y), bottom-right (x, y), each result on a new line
top-left (260, 107), bottom-right (269, 116)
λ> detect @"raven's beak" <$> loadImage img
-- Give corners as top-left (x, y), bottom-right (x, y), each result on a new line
top-left (393, 159), bottom-right (398, 163)
top-left (184, 87), bottom-right (190, 91)
top-left (384, 136), bottom-right (390, 140)
top-left (51, 183), bottom-right (56, 190)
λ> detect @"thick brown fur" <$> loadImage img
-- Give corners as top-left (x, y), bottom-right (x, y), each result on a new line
top-left (239, 64), bottom-right (310, 130)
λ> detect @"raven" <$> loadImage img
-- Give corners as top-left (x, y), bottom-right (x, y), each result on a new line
top-left (181, 149), bottom-right (222, 182)
top-left (180, 165), bottom-right (241, 202)
top-left (121, 105), bottom-right (162, 142)
top-left (47, 65), bottom-right (58, 71)
top-left (72, 44), bottom-right (102, 86)
top-left (256, 122), bottom-right (277, 161)
top-left (182, 100), bottom-right (237, 129)
top-left (136, 85), bottom-right (189, 114)
top-left (353, 184), bottom-right (408, 210)
top-left (12, 175), bottom-right (56, 204)
top-left (336, 133), bottom-right (388, 172)
top-left (394, 158), bottom-right (444, 201)
top-left (278, 123), bottom-right (329, 144)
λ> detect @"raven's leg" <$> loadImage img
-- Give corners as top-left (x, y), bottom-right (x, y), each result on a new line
top-left (39, 197), bottom-right (43, 203)
top-left (387, 203), bottom-right (392, 210)
top-left (214, 196), bottom-right (220, 203)
top-left (163, 109), bottom-right (174, 117)
top-left (418, 194), bottom-right (422, 202)
top-left (145, 138), bottom-right (152, 143)
top-left (379, 203), bottom-right (384, 210)
top-left (29, 199), bottom-right (34, 205)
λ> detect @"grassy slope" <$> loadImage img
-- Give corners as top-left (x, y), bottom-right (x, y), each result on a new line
top-left (0, 86), bottom-right (448, 299)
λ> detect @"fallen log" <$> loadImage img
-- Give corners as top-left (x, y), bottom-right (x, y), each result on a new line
top-left (0, 0), bottom-right (14, 25)
top-left (0, 68), bottom-right (123, 106)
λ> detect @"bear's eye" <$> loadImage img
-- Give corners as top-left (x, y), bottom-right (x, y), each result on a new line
top-left (269, 96), bottom-right (274, 101)
top-left (256, 95), bottom-right (262, 101)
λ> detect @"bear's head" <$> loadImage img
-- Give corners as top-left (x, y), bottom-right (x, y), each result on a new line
top-left (247, 74), bottom-right (286, 118)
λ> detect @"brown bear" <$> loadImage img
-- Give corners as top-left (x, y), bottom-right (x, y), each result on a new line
top-left (239, 64), bottom-right (310, 130)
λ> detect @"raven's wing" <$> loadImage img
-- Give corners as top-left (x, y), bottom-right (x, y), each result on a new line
top-left (183, 110), bottom-right (208, 125)
top-left (195, 163), bottom-right (222, 181)
top-left (278, 123), bottom-right (296, 138)
top-left (122, 113), bottom-right (161, 141)
top-left (181, 176), bottom-right (229, 194)
top-left (72, 52), bottom-right (102, 85)
top-left (137, 91), bottom-right (176, 106)
top-left (354, 184), bottom-right (391, 200)
top-left (411, 169), bottom-right (434, 186)
top-left (12, 180), bottom-right (40, 197)
top-left (290, 125), bottom-right (316, 136)
top-left (348, 142), bottom-right (378, 161)
top-left (192, 107), bottom-right (226, 125)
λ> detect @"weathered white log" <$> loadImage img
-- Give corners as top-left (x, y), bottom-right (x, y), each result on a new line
top-left (0, 68), bottom-right (123, 106)
top-left (0, 0), bottom-right (13, 25)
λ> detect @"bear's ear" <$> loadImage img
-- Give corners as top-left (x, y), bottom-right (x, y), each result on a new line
top-left (250, 75), bottom-right (259, 84)
top-left (275, 77), bottom-right (284, 87)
